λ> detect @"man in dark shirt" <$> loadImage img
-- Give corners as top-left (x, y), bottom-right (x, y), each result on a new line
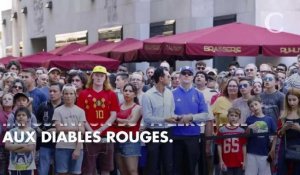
top-left (36, 82), bottom-right (63, 175)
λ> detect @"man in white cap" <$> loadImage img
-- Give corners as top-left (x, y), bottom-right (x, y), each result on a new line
top-left (48, 67), bottom-right (61, 84)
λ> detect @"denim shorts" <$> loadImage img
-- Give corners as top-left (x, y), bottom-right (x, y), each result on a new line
top-left (10, 170), bottom-right (33, 175)
top-left (55, 148), bottom-right (83, 174)
top-left (116, 142), bottom-right (141, 157)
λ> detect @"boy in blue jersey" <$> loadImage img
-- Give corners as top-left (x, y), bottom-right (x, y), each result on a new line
top-left (245, 96), bottom-right (277, 175)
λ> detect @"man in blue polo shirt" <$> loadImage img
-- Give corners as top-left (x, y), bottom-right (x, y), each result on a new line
top-left (172, 66), bottom-right (212, 175)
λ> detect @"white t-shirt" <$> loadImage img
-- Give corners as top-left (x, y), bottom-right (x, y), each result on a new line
top-left (8, 127), bottom-right (36, 171)
top-left (52, 105), bottom-right (86, 149)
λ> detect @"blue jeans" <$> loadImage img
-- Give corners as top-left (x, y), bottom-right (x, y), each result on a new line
top-left (38, 147), bottom-right (55, 175)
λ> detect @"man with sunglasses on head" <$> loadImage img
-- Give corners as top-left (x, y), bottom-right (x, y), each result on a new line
top-left (172, 66), bottom-right (212, 175)
top-left (232, 77), bottom-right (253, 123)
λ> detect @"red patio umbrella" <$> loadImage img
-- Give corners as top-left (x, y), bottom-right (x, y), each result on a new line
top-left (109, 38), bottom-right (143, 62)
top-left (63, 41), bottom-right (111, 55)
top-left (19, 52), bottom-right (56, 68)
top-left (186, 22), bottom-right (300, 57)
top-left (0, 56), bottom-right (19, 65)
top-left (46, 52), bottom-right (119, 71)
top-left (49, 43), bottom-right (85, 56)
top-left (88, 38), bottom-right (142, 58)
top-left (143, 33), bottom-right (213, 61)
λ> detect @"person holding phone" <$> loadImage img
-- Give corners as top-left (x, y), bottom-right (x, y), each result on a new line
top-left (277, 88), bottom-right (300, 175)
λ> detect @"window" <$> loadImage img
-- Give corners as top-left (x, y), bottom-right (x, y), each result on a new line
top-left (98, 26), bottom-right (122, 42)
top-left (149, 20), bottom-right (176, 68)
top-left (150, 20), bottom-right (176, 37)
top-left (213, 14), bottom-right (237, 71)
top-left (55, 30), bottom-right (88, 48)
top-left (213, 14), bottom-right (236, 26)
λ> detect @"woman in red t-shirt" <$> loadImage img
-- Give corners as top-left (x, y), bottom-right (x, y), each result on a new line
top-left (115, 83), bottom-right (142, 175)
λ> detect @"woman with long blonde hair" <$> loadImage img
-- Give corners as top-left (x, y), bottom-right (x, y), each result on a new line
top-left (277, 88), bottom-right (300, 175)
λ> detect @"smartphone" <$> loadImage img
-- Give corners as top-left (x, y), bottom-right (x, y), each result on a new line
top-left (286, 121), bottom-right (294, 125)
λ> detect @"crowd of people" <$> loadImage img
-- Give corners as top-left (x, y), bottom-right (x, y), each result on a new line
top-left (0, 56), bottom-right (299, 175)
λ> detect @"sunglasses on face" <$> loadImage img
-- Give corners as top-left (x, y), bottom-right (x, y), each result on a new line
top-left (263, 77), bottom-right (274, 82)
top-left (239, 83), bottom-right (249, 89)
top-left (3, 72), bottom-right (18, 79)
top-left (13, 85), bottom-right (23, 90)
top-left (181, 71), bottom-right (193, 76)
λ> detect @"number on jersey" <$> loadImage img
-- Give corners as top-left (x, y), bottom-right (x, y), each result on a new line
top-left (223, 138), bottom-right (239, 153)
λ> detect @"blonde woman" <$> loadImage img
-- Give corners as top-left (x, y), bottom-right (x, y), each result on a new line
top-left (277, 88), bottom-right (300, 175)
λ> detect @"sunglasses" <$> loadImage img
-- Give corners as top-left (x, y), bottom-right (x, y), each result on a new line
top-left (3, 72), bottom-right (18, 79)
top-left (13, 85), bottom-right (23, 90)
top-left (181, 71), bottom-right (193, 76)
top-left (239, 83), bottom-right (249, 89)
top-left (263, 77), bottom-right (274, 82)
